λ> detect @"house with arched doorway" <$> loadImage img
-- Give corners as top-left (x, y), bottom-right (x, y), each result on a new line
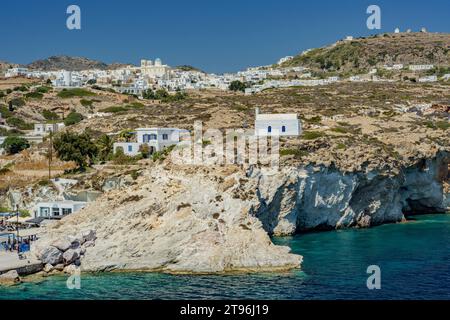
top-left (113, 127), bottom-right (190, 156)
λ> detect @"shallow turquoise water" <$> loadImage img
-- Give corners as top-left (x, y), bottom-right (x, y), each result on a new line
top-left (1, 214), bottom-right (449, 300)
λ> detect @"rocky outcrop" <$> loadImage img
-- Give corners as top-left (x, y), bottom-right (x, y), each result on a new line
top-left (253, 151), bottom-right (449, 235)
top-left (32, 151), bottom-right (447, 274)
top-left (32, 165), bottom-right (302, 274)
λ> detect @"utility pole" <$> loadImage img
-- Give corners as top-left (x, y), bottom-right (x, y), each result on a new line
top-left (16, 204), bottom-right (19, 256)
top-left (48, 131), bottom-right (53, 180)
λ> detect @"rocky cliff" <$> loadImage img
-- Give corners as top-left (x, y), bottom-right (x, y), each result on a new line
top-left (31, 150), bottom-right (448, 274)
top-left (253, 151), bottom-right (449, 235)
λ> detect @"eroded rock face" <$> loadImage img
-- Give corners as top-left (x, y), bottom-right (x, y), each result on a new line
top-left (253, 151), bottom-right (449, 235)
top-left (32, 151), bottom-right (447, 274)
top-left (0, 270), bottom-right (21, 285)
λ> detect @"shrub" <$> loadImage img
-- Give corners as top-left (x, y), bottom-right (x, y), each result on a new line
top-left (280, 148), bottom-right (308, 158)
top-left (1, 136), bottom-right (30, 154)
top-left (25, 92), bottom-right (43, 100)
top-left (302, 131), bottom-right (325, 140)
top-left (112, 148), bottom-right (142, 165)
top-left (229, 80), bottom-right (247, 92)
top-left (80, 99), bottom-right (94, 107)
top-left (35, 86), bottom-right (51, 93)
top-left (57, 88), bottom-right (96, 99)
top-left (13, 85), bottom-right (28, 92)
top-left (64, 111), bottom-right (84, 126)
top-left (0, 91), bottom-right (5, 98)
top-left (9, 98), bottom-right (25, 107)
top-left (42, 110), bottom-right (60, 121)
top-left (6, 117), bottom-right (33, 130)
top-left (101, 106), bottom-right (128, 113)
top-left (53, 132), bottom-right (98, 168)
top-left (0, 105), bottom-right (13, 119)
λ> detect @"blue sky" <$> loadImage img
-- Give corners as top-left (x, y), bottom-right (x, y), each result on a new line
top-left (0, 0), bottom-right (449, 73)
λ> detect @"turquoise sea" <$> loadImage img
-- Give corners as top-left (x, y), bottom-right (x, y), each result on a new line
top-left (1, 214), bottom-right (449, 300)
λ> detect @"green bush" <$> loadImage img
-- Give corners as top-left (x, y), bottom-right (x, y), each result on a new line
top-left (6, 117), bottom-right (33, 130)
top-left (0, 91), bottom-right (5, 98)
top-left (25, 92), bottom-right (44, 100)
top-left (229, 80), bottom-right (247, 92)
top-left (9, 98), bottom-right (25, 107)
top-left (35, 86), bottom-right (51, 93)
top-left (1, 136), bottom-right (30, 154)
top-left (280, 148), bottom-right (308, 158)
top-left (42, 110), bottom-right (60, 121)
top-left (302, 131), bottom-right (325, 140)
top-left (57, 88), bottom-right (96, 99)
top-left (101, 106), bottom-right (128, 113)
top-left (80, 99), bottom-right (94, 107)
top-left (0, 105), bottom-right (13, 119)
top-left (13, 85), bottom-right (29, 92)
top-left (53, 132), bottom-right (98, 168)
top-left (64, 112), bottom-right (84, 126)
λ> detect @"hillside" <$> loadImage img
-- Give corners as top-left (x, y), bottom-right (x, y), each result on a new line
top-left (282, 32), bottom-right (450, 73)
top-left (0, 61), bottom-right (18, 76)
top-left (27, 55), bottom-right (125, 71)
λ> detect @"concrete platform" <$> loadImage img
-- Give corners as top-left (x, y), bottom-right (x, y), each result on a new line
top-left (0, 252), bottom-right (43, 276)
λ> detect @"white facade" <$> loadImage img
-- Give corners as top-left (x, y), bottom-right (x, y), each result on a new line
top-left (34, 200), bottom-right (87, 219)
top-left (409, 65), bottom-right (434, 71)
top-left (254, 108), bottom-right (301, 137)
top-left (418, 75), bottom-right (437, 82)
top-left (113, 128), bottom-right (190, 156)
top-left (34, 123), bottom-right (65, 136)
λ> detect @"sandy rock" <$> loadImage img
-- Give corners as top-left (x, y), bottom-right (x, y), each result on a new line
top-left (0, 270), bottom-right (21, 285)
top-left (43, 263), bottom-right (54, 273)
top-left (81, 230), bottom-right (96, 243)
top-left (83, 241), bottom-right (95, 248)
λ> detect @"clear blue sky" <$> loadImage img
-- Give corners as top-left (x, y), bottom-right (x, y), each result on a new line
top-left (0, 0), bottom-right (449, 73)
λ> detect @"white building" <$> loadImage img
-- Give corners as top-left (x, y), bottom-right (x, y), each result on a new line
top-left (34, 123), bottom-right (65, 136)
top-left (5, 67), bottom-right (29, 78)
top-left (277, 56), bottom-right (294, 65)
top-left (409, 65), bottom-right (434, 71)
top-left (394, 28), bottom-right (400, 33)
top-left (254, 108), bottom-right (301, 137)
top-left (418, 75), bottom-right (437, 83)
top-left (113, 127), bottom-right (190, 156)
top-left (34, 200), bottom-right (87, 219)
top-left (140, 58), bottom-right (170, 78)
top-left (345, 36), bottom-right (354, 41)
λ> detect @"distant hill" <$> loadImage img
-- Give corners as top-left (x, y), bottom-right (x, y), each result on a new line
top-left (0, 60), bottom-right (18, 76)
top-left (282, 32), bottom-right (450, 73)
top-left (27, 55), bottom-right (132, 71)
top-left (175, 65), bottom-right (205, 73)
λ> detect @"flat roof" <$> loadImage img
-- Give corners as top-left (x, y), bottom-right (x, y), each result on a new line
top-left (256, 114), bottom-right (298, 120)
top-left (135, 128), bottom-right (189, 132)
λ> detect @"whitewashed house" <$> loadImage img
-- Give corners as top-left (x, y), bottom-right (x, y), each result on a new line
top-left (34, 200), bottom-right (87, 219)
top-left (409, 65), bottom-right (434, 71)
top-left (113, 128), bottom-right (190, 156)
top-left (34, 123), bottom-right (65, 136)
top-left (419, 75), bottom-right (438, 83)
top-left (254, 108), bottom-right (301, 137)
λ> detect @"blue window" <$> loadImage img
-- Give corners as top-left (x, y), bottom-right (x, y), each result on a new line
top-left (282, 126), bottom-right (286, 133)
top-left (149, 134), bottom-right (158, 140)
top-left (162, 134), bottom-right (168, 140)
top-left (268, 126), bottom-right (272, 133)
top-left (128, 145), bottom-right (133, 152)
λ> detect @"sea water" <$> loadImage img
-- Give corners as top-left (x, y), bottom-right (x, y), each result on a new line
top-left (1, 214), bottom-right (449, 300)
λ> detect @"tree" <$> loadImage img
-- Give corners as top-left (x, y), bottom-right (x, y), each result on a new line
top-left (229, 80), bottom-right (247, 92)
top-left (53, 132), bottom-right (98, 169)
top-left (139, 144), bottom-right (151, 159)
top-left (1, 136), bottom-right (30, 155)
top-left (96, 134), bottom-right (114, 161)
top-left (64, 111), bottom-right (84, 126)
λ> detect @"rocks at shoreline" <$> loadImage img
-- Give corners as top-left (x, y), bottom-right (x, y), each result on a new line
top-left (33, 230), bottom-right (96, 275)
top-left (0, 270), bottom-right (21, 286)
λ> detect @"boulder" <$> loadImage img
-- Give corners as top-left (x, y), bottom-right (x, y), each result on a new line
top-left (83, 240), bottom-right (95, 248)
top-left (0, 270), bottom-right (21, 285)
top-left (52, 239), bottom-right (72, 252)
top-left (54, 264), bottom-right (65, 271)
top-left (43, 263), bottom-right (54, 273)
top-left (80, 247), bottom-right (86, 255)
top-left (63, 249), bottom-right (80, 265)
top-left (74, 258), bottom-right (81, 266)
top-left (68, 234), bottom-right (84, 247)
top-left (81, 230), bottom-right (96, 243)
top-left (63, 264), bottom-right (79, 274)
top-left (40, 246), bottom-right (63, 265)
